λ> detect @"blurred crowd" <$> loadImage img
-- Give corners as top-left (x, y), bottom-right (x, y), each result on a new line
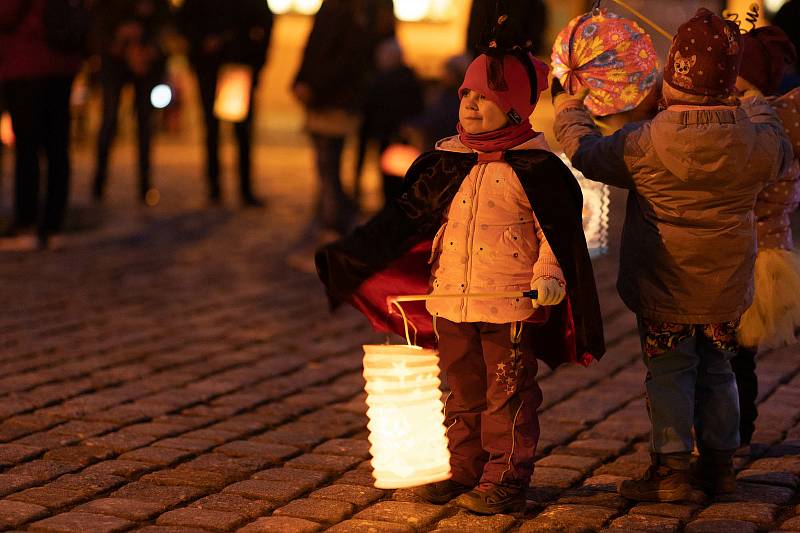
top-left (0, 0), bottom-right (549, 252)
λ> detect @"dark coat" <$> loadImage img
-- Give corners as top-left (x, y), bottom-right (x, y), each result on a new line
top-left (178, 0), bottom-right (273, 71)
top-left (316, 149), bottom-right (605, 369)
top-left (0, 0), bottom-right (83, 80)
top-left (362, 65), bottom-right (424, 143)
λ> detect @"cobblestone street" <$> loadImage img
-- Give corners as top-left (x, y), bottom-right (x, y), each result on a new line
top-left (1, 138), bottom-right (800, 533)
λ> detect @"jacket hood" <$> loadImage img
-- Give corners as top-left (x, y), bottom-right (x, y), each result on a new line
top-left (435, 133), bottom-right (551, 153)
top-left (649, 104), bottom-right (757, 182)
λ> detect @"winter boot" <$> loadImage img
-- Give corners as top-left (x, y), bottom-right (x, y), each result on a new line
top-left (454, 482), bottom-right (526, 515)
top-left (618, 452), bottom-right (694, 502)
top-left (691, 448), bottom-right (737, 495)
top-left (414, 479), bottom-right (472, 504)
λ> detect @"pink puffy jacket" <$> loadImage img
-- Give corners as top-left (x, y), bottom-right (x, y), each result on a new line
top-left (426, 134), bottom-right (565, 324)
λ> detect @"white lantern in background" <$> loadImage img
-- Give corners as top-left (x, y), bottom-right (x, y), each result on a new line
top-left (213, 64), bottom-right (253, 123)
top-left (362, 344), bottom-right (451, 488)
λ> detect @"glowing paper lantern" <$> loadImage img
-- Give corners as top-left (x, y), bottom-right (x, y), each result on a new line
top-left (0, 112), bottom-right (14, 147)
top-left (214, 64), bottom-right (253, 122)
top-left (150, 84), bottom-right (173, 109)
top-left (362, 344), bottom-right (451, 488)
top-left (380, 143), bottom-right (421, 177)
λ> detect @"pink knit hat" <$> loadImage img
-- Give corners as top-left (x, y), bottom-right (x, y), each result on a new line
top-left (458, 53), bottom-right (550, 124)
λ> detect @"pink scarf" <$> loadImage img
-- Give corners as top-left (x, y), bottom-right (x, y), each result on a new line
top-left (457, 121), bottom-right (537, 154)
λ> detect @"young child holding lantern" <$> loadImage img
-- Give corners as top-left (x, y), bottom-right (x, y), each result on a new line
top-left (554, 8), bottom-right (793, 501)
top-left (316, 20), bottom-right (604, 515)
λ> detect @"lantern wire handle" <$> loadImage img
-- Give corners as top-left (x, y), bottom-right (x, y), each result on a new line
top-left (389, 299), bottom-right (417, 346)
top-left (608, 0), bottom-right (672, 41)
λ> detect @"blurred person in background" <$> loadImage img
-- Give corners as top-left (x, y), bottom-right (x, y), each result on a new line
top-left (467, 0), bottom-right (547, 57)
top-left (178, 0), bottom-right (274, 207)
top-left (289, 0), bottom-right (390, 271)
top-left (91, 0), bottom-right (170, 206)
top-left (772, 0), bottom-right (800, 90)
top-left (356, 38), bottom-right (423, 206)
top-left (0, 0), bottom-right (87, 249)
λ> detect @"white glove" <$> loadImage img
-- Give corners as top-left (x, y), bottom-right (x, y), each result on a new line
top-left (531, 277), bottom-right (566, 308)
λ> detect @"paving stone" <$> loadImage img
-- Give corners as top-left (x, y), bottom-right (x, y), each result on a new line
top-left (325, 519), bottom-right (414, 532)
top-left (697, 502), bottom-right (777, 528)
top-left (309, 484), bottom-right (384, 507)
top-left (780, 516), bottom-right (800, 531)
top-left (179, 454), bottom-right (269, 476)
top-left (28, 512), bottom-right (134, 533)
top-left (252, 467), bottom-right (331, 486)
top-left (714, 482), bottom-right (794, 505)
top-left (353, 501), bottom-right (446, 529)
top-left (0, 444), bottom-right (45, 467)
top-left (152, 437), bottom-right (218, 453)
top-left (190, 493), bottom-right (275, 519)
top-left (313, 439), bottom-right (371, 458)
top-left (530, 467), bottom-right (584, 488)
top-left (0, 500), bottom-right (49, 529)
top-left (43, 445), bottom-right (115, 466)
top-left (434, 510), bottom-right (517, 532)
top-left (252, 428), bottom-right (326, 450)
top-left (630, 503), bottom-right (700, 521)
top-left (222, 480), bottom-right (309, 504)
top-left (274, 498), bottom-right (355, 525)
top-left (556, 488), bottom-right (627, 510)
top-left (285, 454), bottom-right (364, 474)
top-left (582, 474), bottom-right (628, 492)
top-left (127, 526), bottom-right (211, 533)
top-left (335, 469), bottom-right (377, 487)
top-left (237, 516), bottom-right (322, 533)
top-left (536, 454), bottom-right (602, 474)
top-left (4, 460), bottom-right (79, 485)
top-left (215, 440), bottom-right (298, 461)
top-left (83, 460), bottom-right (155, 478)
top-left (139, 468), bottom-right (238, 490)
top-left (156, 508), bottom-right (247, 531)
top-left (568, 439), bottom-right (629, 456)
top-left (6, 487), bottom-right (88, 510)
top-left (684, 519), bottom-right (758, 533)
top-left (736, 469), bottom-right (799, 488)
top-left (118, 446), bottom-right (193, 466)
top-left (74, 498), bottom-right (165, 521)
top-left (49, 473), bottom-right (126, 496)
top-left (608, 513), bottom-right (681, 532)
top-left (111, 482), bottom-right (206, 507)
top-left (518, 504), bottom-right (617, 532)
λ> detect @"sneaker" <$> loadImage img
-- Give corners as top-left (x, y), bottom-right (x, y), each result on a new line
top-left (414, 479), bottom-right (472, 505)
top-left (618, 463), bottom-right (694, 502)
top-left (453, 483), bottom-right (526, 515)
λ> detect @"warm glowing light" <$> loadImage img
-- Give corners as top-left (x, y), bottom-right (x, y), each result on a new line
top-left (363, 344), bottom-right (451, 488)
top-left (380, 144), bottom-right (420, 177)
top-left (394, 0), bottom-right (431, 21)
top-left (266, 0), bottom-right (292, 14)
top-left (559, 154), bottom-right (610, 258)
top-left (150, 84), bottom-right (173, 109)
top-left (294, 0), bottom-right (321, 15)
top-left (0, 113), bottom-right (14, 147)
top-left (765, 0), bottom-right (787, 13)
top-left (214, 64), bottom-right (253, 122)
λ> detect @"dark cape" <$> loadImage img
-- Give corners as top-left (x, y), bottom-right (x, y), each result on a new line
top-left (315, 149), bottom-right (605, 369)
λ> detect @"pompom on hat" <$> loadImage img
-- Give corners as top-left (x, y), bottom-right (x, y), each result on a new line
top-left (739, 26), bottom-right (797, 96)
top-left (459, 52), bottom-right (550, 124)
top-left (551, 9), bottom-right (660, 117)
top-left (664, 8), bottom-right (743, 98)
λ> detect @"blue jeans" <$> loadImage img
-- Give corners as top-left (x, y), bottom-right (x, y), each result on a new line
top-left (639, 318), bottom-right (741, 454)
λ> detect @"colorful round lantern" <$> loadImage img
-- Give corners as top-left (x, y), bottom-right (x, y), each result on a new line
top-left (362, 344), bottom-right (451, 489)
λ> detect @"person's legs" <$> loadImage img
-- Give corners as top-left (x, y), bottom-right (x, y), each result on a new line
top-left (133, 76), bottom-right (154, 200)
top-left (731, 345), bottom-right (758, 446)
top-left (618, 318), bottom-right (698, 501)
top-left (5, 79), bottom-right (44, 230)
top-left (40, 76), bottom-right (74, 243)
top-left (234, 79), bottom-right (258, 204)
top-left (196, 65), bottom-right (220, 201)
top-left (455, 321), bottom-right (539, 514)
top-left (94, 69), bottom-right (124, 200)
top-left (310, 133), bottom-right (355, 234)
top-left (692, 321), bottom-right (741, 495)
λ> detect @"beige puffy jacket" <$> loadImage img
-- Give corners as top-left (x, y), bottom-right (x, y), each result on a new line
top-left (426, 135), bottom-right (565, 324)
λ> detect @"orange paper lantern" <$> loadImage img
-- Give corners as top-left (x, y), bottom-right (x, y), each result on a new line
top-left (380, 143), bottom-right (421, 177)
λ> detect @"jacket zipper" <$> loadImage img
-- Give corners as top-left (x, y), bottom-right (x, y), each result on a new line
top-left (462, 163), bottom-right (486, 322)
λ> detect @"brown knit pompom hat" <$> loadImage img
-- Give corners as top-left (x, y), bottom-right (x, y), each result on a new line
top-left (664, 8), bottom-right (743, 97)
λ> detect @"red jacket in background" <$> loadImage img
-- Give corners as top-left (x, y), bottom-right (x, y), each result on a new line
top-left (0, 0), bottom-right (83, 80)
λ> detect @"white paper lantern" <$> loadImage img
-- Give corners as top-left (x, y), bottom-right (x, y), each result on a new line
top-left (214, 64), bottom-right (253, 123)
top-left (362, 344), bottom-right (451, 488)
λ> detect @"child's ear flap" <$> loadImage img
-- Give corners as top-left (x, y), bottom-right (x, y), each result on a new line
top-left (690, 55), bottom-right (697, 66)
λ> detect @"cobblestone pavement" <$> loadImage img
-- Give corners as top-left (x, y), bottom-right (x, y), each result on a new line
top-left (1, 140), bottom-right (800, 533)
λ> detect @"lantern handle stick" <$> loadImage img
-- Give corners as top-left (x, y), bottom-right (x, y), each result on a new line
top-left (386, 290), bottom-right (538, 346)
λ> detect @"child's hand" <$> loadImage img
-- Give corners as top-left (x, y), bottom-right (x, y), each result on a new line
top-left (531, 277), bottom-right (566, 308)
